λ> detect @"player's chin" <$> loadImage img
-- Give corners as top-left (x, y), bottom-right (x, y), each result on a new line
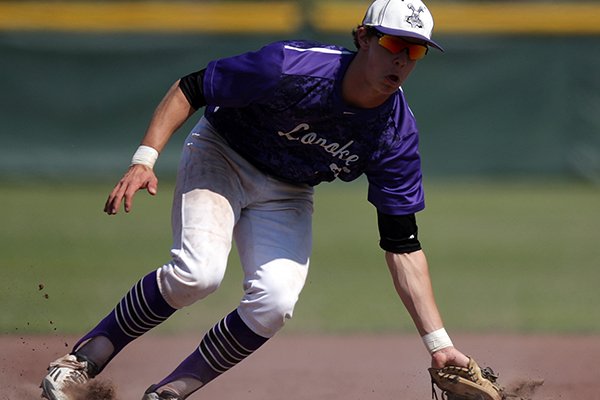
top-left (380, 79), bottom-right (401, 94)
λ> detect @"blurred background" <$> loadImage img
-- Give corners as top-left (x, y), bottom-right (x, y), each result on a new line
top-left (0, 1), bottom-right (599, 336)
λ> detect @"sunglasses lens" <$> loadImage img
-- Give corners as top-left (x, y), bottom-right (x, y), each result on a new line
top-left (378, 35), bottom-right (428, 60)
top-left (409, 45), bottom-right (428, 60)
top-left (378, 35), bottom-right (404, 53)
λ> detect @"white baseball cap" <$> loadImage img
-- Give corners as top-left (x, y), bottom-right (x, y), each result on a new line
top-left (362, 0), bottom-right (444, 51)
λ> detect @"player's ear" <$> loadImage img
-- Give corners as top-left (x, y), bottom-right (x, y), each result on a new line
top-left (355, 26), bottom-right (371, 51)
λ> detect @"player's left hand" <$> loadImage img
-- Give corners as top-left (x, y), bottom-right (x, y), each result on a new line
top-left (104, 164), bottom-right (158, 215)
top-left (431, 346), bottom-right (470, 368)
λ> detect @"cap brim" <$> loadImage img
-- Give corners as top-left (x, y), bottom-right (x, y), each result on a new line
top-left (374, 26), bottom-right (444, 52)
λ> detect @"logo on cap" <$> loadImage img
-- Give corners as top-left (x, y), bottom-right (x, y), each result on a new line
top-left (405, 3), bottom-right (425, 28)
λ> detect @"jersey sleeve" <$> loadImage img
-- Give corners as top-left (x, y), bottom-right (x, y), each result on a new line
top-left (366, 128), bottom-right (425, 216)
top-left (203, 42), bottom-right (284, 108)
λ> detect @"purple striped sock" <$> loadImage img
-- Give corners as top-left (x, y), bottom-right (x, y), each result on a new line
top-left (74, 270), bottom-right (176, 364)
top-left (156, 309), bottom-right (268, 389)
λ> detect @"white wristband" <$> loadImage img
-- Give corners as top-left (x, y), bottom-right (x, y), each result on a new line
top-left (421, 328), bottom-right (453, 354)
top-left (131, 145), bottom-right (159, 169)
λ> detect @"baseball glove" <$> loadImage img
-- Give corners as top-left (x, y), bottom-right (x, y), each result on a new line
top-left (428, 357), bottom-right (504, 400)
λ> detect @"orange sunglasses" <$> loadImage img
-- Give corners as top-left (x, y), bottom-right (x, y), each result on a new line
top-left (375, 31), bottom-right (429, 61)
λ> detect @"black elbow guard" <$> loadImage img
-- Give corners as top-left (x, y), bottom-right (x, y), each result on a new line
top-left (377, 211), bottom-right (422, 254)
top-left (179, 68), bottom-right (207, 110)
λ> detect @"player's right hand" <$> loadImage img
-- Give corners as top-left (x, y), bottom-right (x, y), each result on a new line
top-left (104, 164), bottom-right (158, 215)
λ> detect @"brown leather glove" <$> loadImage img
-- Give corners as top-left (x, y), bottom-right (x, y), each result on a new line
top-left (429, 357), bottom-right (504, 400)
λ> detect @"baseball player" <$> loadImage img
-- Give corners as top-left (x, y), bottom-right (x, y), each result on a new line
top-left (40, 0), bottom-right (497, 399)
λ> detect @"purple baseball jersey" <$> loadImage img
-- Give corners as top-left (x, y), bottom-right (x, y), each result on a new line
top-left (203, 40), bottom-right (424, 215)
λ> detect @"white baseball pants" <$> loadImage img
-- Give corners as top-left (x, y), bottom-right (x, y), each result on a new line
top-left (157, 117), bottom-right (314, 338)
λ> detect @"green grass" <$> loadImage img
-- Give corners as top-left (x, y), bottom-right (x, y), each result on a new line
top-left (417, 180), bottom-right (600, 333)
top-left (1, 179), bottom-right (599, 336)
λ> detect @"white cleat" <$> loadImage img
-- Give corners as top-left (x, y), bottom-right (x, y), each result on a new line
top-left (40, 354), bottom-right (98, 400)
top-left (142, 385), bottom-right (184, 400)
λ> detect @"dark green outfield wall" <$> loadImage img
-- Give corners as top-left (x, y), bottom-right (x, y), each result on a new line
top-left (1, 32), bottom-right (599, 181)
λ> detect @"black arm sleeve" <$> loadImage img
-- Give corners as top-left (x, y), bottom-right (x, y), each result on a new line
top-left (377, 211), bottom-right (422, 254)
top-left (179, 68), bottom-right (207, 110)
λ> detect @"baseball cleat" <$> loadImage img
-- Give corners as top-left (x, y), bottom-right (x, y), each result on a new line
top-left (142, 385), bottom-right (184, 400)
top-left (40, 353), bottom-right (99, 400)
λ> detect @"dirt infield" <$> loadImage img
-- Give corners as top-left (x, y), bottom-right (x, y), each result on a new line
top-left (2, 333), bottom-right (598, 400)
